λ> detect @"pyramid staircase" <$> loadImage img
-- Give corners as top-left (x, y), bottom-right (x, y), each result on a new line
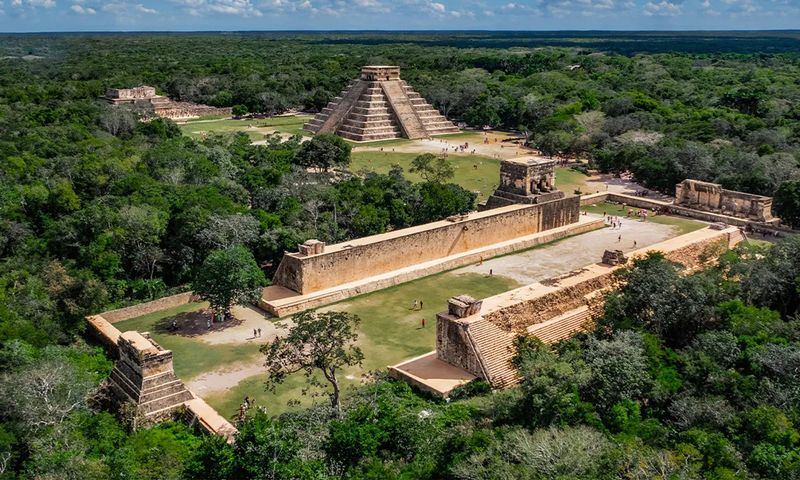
top-left (303, 66), bottom-right (458, 142)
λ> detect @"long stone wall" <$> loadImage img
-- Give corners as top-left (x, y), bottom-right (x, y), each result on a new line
top-left (100, 292), bottom-right (198, 323)
top-left (273, 196), bottom-right (580, 295)
top-left (433, 226), bottom-right (743, 388)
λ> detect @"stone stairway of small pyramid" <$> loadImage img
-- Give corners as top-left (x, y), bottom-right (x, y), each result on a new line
top-left (303, 66), bottom-right (459, 142)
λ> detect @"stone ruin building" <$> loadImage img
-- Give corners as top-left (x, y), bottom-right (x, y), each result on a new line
top-left (675, 179), bottom-right (777, 223)
top-left (103, 86), bottom-right (232, 121)
top-left (481, 156), bottom-right (565, 210)
top-left (303, 66), bottom-right (459, 141)
top-left (108, 331), bottom-right (195, 421)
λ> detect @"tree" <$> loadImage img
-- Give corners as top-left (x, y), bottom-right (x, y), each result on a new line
top-left (193, 245), bottom-right (266, 319)
top-left (410, 153), bottom-right (454, 183)
top-left (773, 181), bottom-right (800, 228)
top-left (295, 133), bottom-right (351, 172)
top-left (262, 310), bottom-right (364, 417)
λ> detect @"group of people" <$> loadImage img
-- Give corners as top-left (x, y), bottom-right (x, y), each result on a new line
top-left (411, 299), bottom-right (424, 310)
top-left (603, 212), bottom-right (624, 230)
top-left (253, 328), bottom-right (262, 338)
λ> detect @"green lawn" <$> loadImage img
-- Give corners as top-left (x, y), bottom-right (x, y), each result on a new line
top-left (350, 151), bottom-right (501, 201)
top-left (113, 302), bottom-right (263, 380)
top-left (204, 270), bottom-right (519, 417)
top-left (179, 115), bottom-right (312, 140)
top-left (583, 201), bottom-right (706, 235)
top-left (350, 151), bottom-right (593, 203)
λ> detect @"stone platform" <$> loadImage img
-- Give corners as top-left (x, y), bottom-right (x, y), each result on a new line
top-left (260, 216), bottom-right (604, 317)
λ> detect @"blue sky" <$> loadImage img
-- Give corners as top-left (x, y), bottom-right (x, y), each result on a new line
top-left (0, 0), bottom-right (798, 32)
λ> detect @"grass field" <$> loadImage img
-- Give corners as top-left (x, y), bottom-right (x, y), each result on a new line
top-left (205, 270), bottom-right (518, 416)
top-left (117, 270), bottom-right (518, 418)
top-left (582, 201), bottom-right (706, 235)
top-left (350, 150), bottom-right (593, 203)
top-left (113, 302), bottom-right (263, 380)
top-left (178, 115), bottom-right (312, 140)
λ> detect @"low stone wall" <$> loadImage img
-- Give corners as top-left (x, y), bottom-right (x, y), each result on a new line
top-left (434, 226), bottom-right (742, 386)
top-left (273, 196), bottom-right (581, 295)
top-left (100, 292), bottom-right (198, 323)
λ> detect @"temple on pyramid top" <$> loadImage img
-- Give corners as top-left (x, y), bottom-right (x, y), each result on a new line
top-left (303, 65), bottom-right (459, 142)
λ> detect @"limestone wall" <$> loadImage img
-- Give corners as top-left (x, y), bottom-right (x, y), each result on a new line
top-left (100, 292), bottom-right (199, 323)
top-left (273, 196), bottom-right (580, 294)
top-left (434, 226), bottom-right (741, 383)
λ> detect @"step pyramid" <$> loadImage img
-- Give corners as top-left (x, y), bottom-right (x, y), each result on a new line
top-left (303, 66), bottom-right (459, 142)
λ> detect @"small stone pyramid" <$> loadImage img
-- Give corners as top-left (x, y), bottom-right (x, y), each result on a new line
top-left (304, 66), bottom-right (459, 142)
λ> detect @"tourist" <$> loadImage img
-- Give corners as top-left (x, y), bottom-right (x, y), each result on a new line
top-left (421, 318), bottom-right (426, 328)
top-left (618, 234), bottom-right (622, 242)
top-left (257, 327), bottom-right (262, 337)
top-left (253, 328), bottom-right (257, 338)
top-left (633, 240), bottom-right (637, 248)
top-left (489, 269), bottom-right (493, 276)
top-left (412, 299), bottom-right (418, 310)
top-left (420, 301), bottom-right (423, 310)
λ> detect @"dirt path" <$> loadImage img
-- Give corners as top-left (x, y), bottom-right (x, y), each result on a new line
top-left (353, 131), bottom-right (536, 160)
top-left (186, 358), bottom-right (264, 397)
top-left (199, 305), bottom-right (291, 345)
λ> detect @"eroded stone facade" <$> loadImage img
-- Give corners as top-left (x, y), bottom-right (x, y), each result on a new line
top-left (482, 156), bottom-right (565, 209)
top-left (103, 85), bottom-right (232, 120)
top-left (675, 179), bottom-right (775, 222)
top-left (108, 331), bottom-right (195, 421)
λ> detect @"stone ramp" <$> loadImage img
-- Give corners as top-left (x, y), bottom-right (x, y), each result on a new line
top-left (380, 80), bottom-right (427, 139)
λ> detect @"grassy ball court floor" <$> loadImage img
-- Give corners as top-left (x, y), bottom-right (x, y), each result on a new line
top-left (114, 271), bottom-right (519, 418)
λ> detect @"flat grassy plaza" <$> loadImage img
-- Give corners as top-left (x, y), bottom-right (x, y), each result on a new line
top-left (115, 271), bottom-right (519, 417)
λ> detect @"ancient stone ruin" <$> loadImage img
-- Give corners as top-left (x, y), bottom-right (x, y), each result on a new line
top-left (391, 225), bottom-right (745, 397)
top-left (675, 179), bottom-right (776, 223)
top-left (482, 156), bottom-right (565, 209)
top-left (303, 66), bottom-right (458, 141)
top-left (108, 331), bottom-right (195, 420)
top-left (103, 86), bottom-right (232, 121)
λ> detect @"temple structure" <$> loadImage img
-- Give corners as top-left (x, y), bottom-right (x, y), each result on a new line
top-left (481, 156), bottom-right (565, 210)
top-left (303, 66), bottom-right (458, 141)
top-left (674, 179), bottom-right (776, 223)
top-left (103, 86), bottom-right (231, 121)
top-left (108, 331), bottom-right (195, 420)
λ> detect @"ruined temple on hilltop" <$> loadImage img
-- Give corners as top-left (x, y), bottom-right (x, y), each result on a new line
top-left (303, 66), bottom-right (459, 141)
top-left (675, 179), bottom-right (776, 223)
top-left (103, 86), bottom-right (232, 121)
top-left (481, 156), bottom-right (566, 210)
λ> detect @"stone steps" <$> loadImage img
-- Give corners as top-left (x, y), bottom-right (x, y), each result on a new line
top-left (528, 306), bottom-right (593, 344)
top-left (303, 72), bottom-right (458, 141)
top-left (467, 319), bottom-right (519, 388)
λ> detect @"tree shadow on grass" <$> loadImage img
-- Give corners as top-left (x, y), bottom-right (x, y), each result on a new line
top-left (152, 310), bottom-right (245, 338)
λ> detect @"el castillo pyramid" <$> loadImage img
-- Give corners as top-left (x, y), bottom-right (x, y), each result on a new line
top-left (303, 66), bottom-right (459, 142)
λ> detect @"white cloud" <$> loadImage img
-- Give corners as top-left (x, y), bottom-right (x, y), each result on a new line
top-left (172, 0), bottom-right (262, 16)
top-left (11, 0), bottom-right (56, 8)
top-left (101, 2), bottom-right (158, 15)
top-left (643, 0), bottom-right (682, 16)
top-left (70, 3), bottom-right (95, 13)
